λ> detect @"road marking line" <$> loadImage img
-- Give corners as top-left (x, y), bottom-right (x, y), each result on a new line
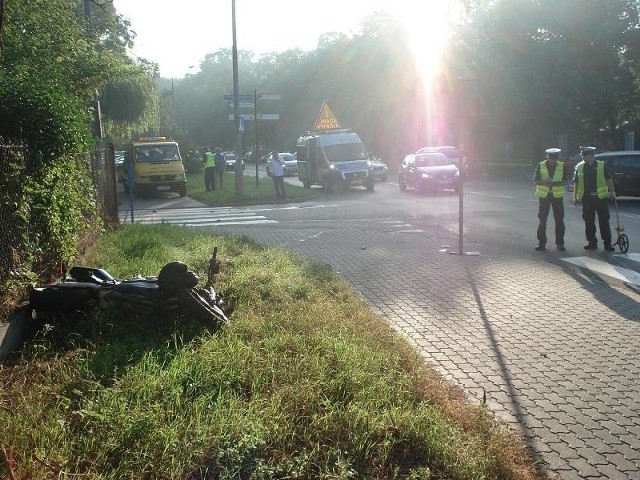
top-left (562, 256), bottom-right (640, 287)
top-left (624, 253), bottom-right (640, 263)
top-left (120, 206), bottom-right (278, 227)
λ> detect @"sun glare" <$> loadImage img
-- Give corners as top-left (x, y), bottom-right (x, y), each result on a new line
top-left (393, 2), bottom-right (454, 88)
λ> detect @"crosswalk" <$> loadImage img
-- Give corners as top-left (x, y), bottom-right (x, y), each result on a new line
top-left (119, 206), bottom-right (278, 227)
top-left (562, 253), bottom-right (640, 287)
top-left (119, 205), bottom-right (640, 288)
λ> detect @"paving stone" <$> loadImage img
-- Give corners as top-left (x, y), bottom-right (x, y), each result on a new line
top-left (566, 458), bottom-right (602, 478)
top-left (222, 208), bottom-right (640, 480)
top-left (595, 463), bottom-right (635, 480)
top-left (603, 453), bottom-right (639, 473)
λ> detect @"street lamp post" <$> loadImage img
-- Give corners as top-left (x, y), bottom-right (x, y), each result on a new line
top-left (231, 0), bottom-right (243, 196)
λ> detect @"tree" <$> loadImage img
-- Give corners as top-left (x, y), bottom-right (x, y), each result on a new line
top-left (451, 0), bottom-right (640, 160)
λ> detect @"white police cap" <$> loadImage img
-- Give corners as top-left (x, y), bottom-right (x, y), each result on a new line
top-left (580, 146), bottom-right (596, 154)
top-left (545, 148), bottom-right (561, 155)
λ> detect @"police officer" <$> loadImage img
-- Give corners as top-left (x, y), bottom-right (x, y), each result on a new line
top-left (572, 146), bottom-right (616, 251)
top-left (202, 147), bottom-right (216, 191)
top-left (534, 148), bottom-right (568, 251)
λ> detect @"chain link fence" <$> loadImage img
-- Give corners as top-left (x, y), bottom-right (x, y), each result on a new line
top-left (0, 144), bottom-right (25, 292)
top-left (87, 142), bottom-right (119, 225)
top-left (0, 142), bottom-right (118, 315)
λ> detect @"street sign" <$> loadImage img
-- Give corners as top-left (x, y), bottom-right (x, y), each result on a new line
top-left (228, 114), bottom-right (279, 121)
top-left (238, 115), bottom-right (245, 133)
top-left (223, 94), bottom-right (254, 101)
top-left (227, 102), bottom-right (254, 109)
top-left (223, 94), bottom-right (281, 101)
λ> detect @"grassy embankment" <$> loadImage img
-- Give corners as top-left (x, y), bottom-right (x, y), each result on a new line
top-left (0, 224), bottom-right (545, 479)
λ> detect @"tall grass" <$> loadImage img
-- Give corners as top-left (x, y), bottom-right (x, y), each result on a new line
top-left (0, 224), bottom-right (543, 479)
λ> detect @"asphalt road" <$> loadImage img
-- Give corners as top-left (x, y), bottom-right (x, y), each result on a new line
top-left (119, 173), bottom-right (640, 480)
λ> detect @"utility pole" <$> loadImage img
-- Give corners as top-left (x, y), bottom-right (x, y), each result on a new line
top-left (231, 0), bottom-right (243, 196)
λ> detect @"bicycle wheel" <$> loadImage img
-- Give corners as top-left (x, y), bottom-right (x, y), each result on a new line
top-left (618, 234), bottom-right (629, 253)
top-left (176, 287), bottom-right (228, 326)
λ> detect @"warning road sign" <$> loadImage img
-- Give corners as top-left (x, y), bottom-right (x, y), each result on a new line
top-left (313, 101), bottom-right (342, 130)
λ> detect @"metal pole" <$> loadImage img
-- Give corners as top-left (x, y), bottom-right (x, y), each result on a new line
top-left (457, 76), bottom-right (479, 255)
top-left (254, 89), bottom-right (259, 187)
top-left (457, 77), bottom-right (465, 255)
top-left (232, 0), bottom-right (243, 196)
top-left (458, 77), bottom-right (480, 255)
top-left (458, 154), bottom-right (464, 254)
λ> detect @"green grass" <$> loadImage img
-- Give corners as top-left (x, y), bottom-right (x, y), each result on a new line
top-left (0, 224), bottom-right (544, 479)
top-left (186, 169), bottom-right (318, 206)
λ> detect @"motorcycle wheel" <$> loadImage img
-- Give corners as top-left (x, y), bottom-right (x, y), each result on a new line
top-left (176, 287), bottom-right (228, 327)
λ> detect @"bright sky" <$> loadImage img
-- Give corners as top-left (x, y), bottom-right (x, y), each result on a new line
top-left (111, 0), bottom-right (457, 79)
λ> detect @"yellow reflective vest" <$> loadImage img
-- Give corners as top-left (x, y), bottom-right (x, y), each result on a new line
top-left (535, 161), bottom-right (565, 198)
top-left (575, 160), bottom-right (608, 200)
top-left (202, 151), bottom-right (215, 168)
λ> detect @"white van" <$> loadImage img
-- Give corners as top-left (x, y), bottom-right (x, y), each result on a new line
top-left (296, 129), bottom-right (375, 192)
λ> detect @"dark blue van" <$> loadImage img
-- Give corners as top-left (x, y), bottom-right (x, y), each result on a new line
top-left (595, 151), bottom-right (640, 197)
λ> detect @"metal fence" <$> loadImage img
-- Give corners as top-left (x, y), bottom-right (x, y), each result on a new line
top-left (0, 144), bottom-right (25, 290)
top-left (89, 142), bottom-right (119, 226)
top-left (0, 143), bottom-right (118, 312)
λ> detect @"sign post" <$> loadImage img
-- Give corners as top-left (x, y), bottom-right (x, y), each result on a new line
top-left (456, 76), bottom-right (480, 256)
top-left (224, 93), bottom-right (282, 188)
top-left (254, 90), bottom-right (259, 187)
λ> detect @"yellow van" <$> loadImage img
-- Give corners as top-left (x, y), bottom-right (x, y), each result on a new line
top-left (120, 137), bottom-right (187, 197)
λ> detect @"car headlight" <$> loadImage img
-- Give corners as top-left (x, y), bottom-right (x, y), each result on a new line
top-left (421, 173), bottom-right (432, 179)
top-left (329, 163), bottom-right (336, 170)
top-left (455, 170), bottom-right (460, 177)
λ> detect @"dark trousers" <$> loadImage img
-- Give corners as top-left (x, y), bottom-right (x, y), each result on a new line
top-left (272, 175), bottom-right (286, 199)
top-left (216, 170), bottom-right (224, 188)
top-left (582, 195), bottom-right (612, 245)
top-left (204, 167), bottom-right (216, 191)
top-left (537, 195), bottom-right (565, 246)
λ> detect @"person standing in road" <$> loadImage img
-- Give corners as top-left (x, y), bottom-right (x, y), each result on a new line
top-left (202, 147), bottom-right (216, 191)
top-left (214, 147), bottom-right (226, 189)
top-left (573, 146), bottom-right (616, 251)
top-left (534, 148), bottom-right (569, 251)
top-left (269, 149), bottom-right (287, 200)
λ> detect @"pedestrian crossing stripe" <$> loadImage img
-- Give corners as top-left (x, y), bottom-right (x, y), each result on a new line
top-left (562, 256), bottom-right (640, 287)
top-left (120, 207), bottom-right (277, 227)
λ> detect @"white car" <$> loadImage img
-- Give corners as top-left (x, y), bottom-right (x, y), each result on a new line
top-left (266, 152), bottom-right (298, 176)
top-left (370, 158), bottom-right (389, 181)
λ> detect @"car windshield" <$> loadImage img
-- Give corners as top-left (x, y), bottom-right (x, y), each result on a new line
top-left (437, 147), bottom-right (460, 159)
top-left (324, 143), bottom-right (367, 162)
top-left (225, 154), bottom-right (237, 161)
top-left (280, 154), bottom-right (295, 162)
top-left (135, 144), bottom-right (179, 162)
top-left (604, 155), bottom-right (640, 168)
top-left (415, 154), bottom-right (450, 167)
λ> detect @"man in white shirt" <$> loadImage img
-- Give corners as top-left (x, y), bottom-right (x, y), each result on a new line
top-left (269, 149), bottom-right (287, 200)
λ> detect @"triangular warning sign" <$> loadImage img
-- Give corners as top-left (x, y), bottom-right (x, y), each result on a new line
top-left (313, 101), bottom-right (342, 130)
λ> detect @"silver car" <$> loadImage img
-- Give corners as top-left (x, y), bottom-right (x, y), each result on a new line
top-left (224, 152), bottom-right (244, 171)
top-left (266, 152), bottom-right (298, 176)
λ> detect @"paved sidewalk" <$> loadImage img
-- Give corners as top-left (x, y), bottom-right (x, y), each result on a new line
top-left (226, 218), bottom-right (640, 480)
